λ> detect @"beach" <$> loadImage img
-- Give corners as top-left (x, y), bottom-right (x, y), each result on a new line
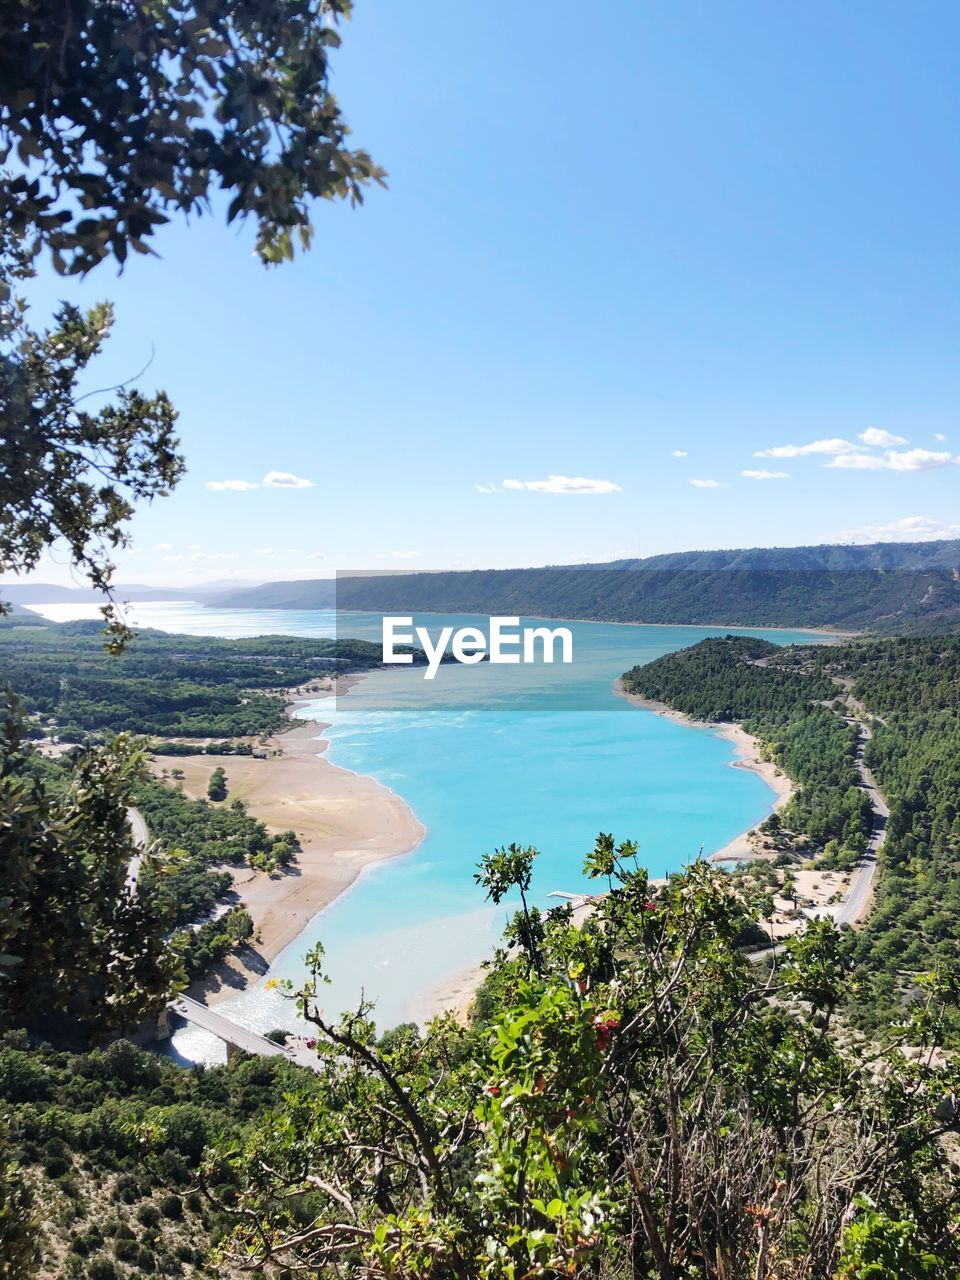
top-left (148, 686), bottom-right (424, 1005)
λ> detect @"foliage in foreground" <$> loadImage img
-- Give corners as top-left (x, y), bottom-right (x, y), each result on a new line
top-left (0, 0), bottom-right (384, 276)
top-left (0, 699), bottom-right (180, 1040)
top-left (0, 236), bottom-right (182, 644)
top-left (0, 0), bottom-right (380, 632)
top-left (209, 847), bottom-right (960, 1279)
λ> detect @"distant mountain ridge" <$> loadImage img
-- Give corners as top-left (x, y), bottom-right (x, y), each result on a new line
top-left (0, 581), bottom-right (262, 605)
top-left (592, 538), bottom-right (960, 572)
top-left (209, 539), bottom-right (960, 633)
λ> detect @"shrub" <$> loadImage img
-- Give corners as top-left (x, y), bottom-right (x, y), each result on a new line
top-left (207, 767), bottom-right (227, 802)
top-left (153, 1105), bottom-right (208, 1162)
top-left (112, 1172), bottom-right (141, 1204)
top-left (87, 1259), bottom-right (118, 1280)
top-left (136, 1243), bottom-right (157, 1269)
top-left (159, 1193), bottom-right (183, 1220)
top-left (136, 1202), bottom-right (160, 1228)
top-left (0, 1049), bottom-right (52, 1101)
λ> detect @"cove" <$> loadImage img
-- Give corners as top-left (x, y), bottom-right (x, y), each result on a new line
top-left (127, 606), bottom-right (827, 1061)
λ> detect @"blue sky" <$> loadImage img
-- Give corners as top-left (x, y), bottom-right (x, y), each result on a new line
top-left (19, 1), bottom-right (960, 588)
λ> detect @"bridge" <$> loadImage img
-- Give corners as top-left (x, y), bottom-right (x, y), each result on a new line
top-left (161, 995), bottom-right (322, 1072)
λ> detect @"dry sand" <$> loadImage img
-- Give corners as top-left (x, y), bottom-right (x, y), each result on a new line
top-left (412, 961), bottom-right (489, 1026)
top-left (149, 687), bottom-right (423, 1004)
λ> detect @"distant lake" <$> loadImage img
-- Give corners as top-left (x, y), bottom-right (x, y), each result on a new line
top-left (29, 600), bottom-right (825, 1056)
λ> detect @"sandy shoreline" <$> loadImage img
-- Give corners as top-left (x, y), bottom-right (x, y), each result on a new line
top-left (156, 666), bottom-right (795, 1012)
top-left (150, 682), bottom-right (424, 1006)
top-left (613, 680), bottom-right (795, 863)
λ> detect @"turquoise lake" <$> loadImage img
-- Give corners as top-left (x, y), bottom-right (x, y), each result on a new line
top-left (33, 601), bottom-right (825, 1058)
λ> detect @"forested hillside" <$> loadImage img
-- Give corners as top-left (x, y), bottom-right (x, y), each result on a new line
top-left (629, 633), bottom-right (960, 1041)
top-left (623, 637), bottom-right (873, 852)
top-left (833, 639), bottom-right (960, 1036)
top-left (213, 538), bottom-right (960, 632)
top-left (0, 620), bottom-right (385, 739)
top-left (0, 1032), bottom-right (313, 1278)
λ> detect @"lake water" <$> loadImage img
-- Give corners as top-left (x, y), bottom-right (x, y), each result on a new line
top-left (30, 601), bottom-right (822, 1057)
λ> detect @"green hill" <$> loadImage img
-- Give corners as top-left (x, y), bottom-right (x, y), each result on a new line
top-left (211, 538), bottom-right (960, 632)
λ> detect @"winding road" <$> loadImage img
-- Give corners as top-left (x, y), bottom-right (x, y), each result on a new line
top-left (748, 713), bottom-right (888, 963)
top-left (833, 721), bottom-right (887, 927)
top-left (125, 806), bottom-right (149, 893)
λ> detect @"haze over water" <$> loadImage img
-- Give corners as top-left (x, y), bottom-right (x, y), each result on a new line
top-left (32, 601), bottom-right (823, 1058)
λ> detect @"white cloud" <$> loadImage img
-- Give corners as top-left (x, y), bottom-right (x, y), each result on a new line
top-left (834, 515), bottom-right (960, 544)
top-left (160, 554), bottom-right (185, 562)
top-left (306, 551), bottom-right (326, 561)
top-left (190, 552), bottom-right (239, 561)
top-left (375, 550), bottom-right (421, 561)
top-left (689, 478), bottom-right (729, 489)
top-left (205, 470), bottom-right (314, 492)
top-left (859, 427), bottom-right (908, 447)
top-left (934, 433), bottom-right (947, 442)
top-left (475, 483), bottom-right (501, 494)
top-left (153, 542), bottom-right (174, 551)
top-left (499, 475), bottom-right (622, 495)
top-left (670, 450), bottom-right (688, 458)
top-left (755, 437), bottom-right (863, 458)
top-left (253, 547), bottom-right (275, 555)
top-left (741, 469), bottom-right (789, 481)
top-left (827, 448), bottom-right (957, 472)
top-left (262, 470), bottom-right (314, 489)
top-left (123, 548), bottom-right (142, 555)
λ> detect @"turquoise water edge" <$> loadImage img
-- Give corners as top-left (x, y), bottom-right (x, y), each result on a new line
top-left (35, 602), bottom-right (823, 1059)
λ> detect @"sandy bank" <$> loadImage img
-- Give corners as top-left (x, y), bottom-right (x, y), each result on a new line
top-left (149, 685), bottom-right (424, 1005)
top-left (412, 961), bottom-right (488, 1026)
top-left (613, 680), bottom-right (795, 864)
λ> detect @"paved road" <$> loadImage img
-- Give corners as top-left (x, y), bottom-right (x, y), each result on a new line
top-left (834, 722), bottom-right (887, 927)
top-left (170, 995), bottom-right (321, 1072)
top-left (125, 806), bottom-right (149, 893)
top-left (747, 717), bottom-right (888, 962)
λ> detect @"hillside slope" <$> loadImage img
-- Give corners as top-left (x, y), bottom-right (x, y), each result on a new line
top-left (211, 538), bottom-right (960, 632)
